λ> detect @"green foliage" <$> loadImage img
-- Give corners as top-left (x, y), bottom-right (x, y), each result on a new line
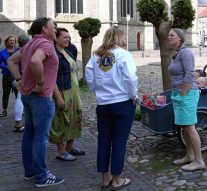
top-left (172, 0), bottom-right (195, 29)
top-left (74, 17), bottom-right (101, 38)
top-left (137, 0), bottom-right (168, 27)
top-left (137, 0), bottom-right (195, 30)
top-left (134, 107), bottom-right (141, 121)
top-left (78, 78), bottom-right (88, 92)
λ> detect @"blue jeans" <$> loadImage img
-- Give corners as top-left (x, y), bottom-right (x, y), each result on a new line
top-left (96, 100), bottom-right (136, 176)
top-left (21, 93), bottom-right (55, 182)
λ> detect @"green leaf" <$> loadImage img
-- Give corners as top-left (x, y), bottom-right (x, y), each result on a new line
top-left (73, 17), bottom-right (101, 38)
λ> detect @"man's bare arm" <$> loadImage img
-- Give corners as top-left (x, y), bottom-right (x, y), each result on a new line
top-left (30, 48), bottom-right (46, 85)
top-left (7, 50), bottom-right (22, 80)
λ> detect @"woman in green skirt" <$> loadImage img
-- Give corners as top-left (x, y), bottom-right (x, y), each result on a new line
top-left (50, 28), bottom-right (84, 161)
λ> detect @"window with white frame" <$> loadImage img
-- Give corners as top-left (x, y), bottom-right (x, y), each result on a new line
top-left (0, 0), bottom-right (3, 12)
top-left (121, 0), bottom-right (133, 18)
top-left (55, 0), bottom-right (83, 14)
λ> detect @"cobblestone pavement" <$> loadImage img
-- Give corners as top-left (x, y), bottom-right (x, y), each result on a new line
top-left (1, 49), bottom-right (207, 191)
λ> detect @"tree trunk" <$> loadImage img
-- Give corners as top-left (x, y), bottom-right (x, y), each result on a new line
top-left (81, 37), bottom-right (93, 83)
top-left (155, 21), bottom-right (174, 91)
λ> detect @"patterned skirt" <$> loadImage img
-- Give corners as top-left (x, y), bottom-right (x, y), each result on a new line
top-left (49, 89), bottom-right (82, 144)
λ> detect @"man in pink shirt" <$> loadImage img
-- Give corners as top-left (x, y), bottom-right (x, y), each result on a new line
top-left (7, 17), bottom-right (64, 187)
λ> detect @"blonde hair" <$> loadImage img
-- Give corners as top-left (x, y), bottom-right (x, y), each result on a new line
top-left (95, 26), bottom-right (124, 57)
top-left (196, 77), bottom-right (207, 86)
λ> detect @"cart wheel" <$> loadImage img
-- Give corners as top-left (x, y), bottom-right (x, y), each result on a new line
top-left (178, 109), bottom-right (207, 152)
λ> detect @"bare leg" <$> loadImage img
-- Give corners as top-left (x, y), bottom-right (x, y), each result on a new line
top-left (173, 127), bottom-right (194, 165)
top-left (65, 139), bottom-right (74, 152)
top-left (102, 172), bottom-right (112, 187)
top-left (57, 143), bottom-right (66, 154)
top-left (181, 125), bottom-right (206, 171)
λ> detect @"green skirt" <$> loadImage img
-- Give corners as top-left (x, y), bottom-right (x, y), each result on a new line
top-left (49, 89), bottom-right (82, 144)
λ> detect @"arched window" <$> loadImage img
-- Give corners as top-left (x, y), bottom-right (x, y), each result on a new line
top-left (55, 0), bottom-right (83, 14)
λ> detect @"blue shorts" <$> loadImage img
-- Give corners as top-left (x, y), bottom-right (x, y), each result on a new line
top-left (171, 89), bottom-right (199, 125)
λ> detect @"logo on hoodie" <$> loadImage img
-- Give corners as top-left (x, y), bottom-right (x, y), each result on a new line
top-left (97, 52), bottom-right (115, 72)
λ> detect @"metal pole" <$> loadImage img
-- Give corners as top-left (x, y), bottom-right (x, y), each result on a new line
top-left (200, 45), bottom-right (202, 57)
top-left (142, 47), bottom-right (144, 58)
top-left (142, 30), bottom-right (145, 58)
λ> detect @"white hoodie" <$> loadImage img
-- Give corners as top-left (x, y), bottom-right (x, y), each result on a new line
top-left (85, 47), bottom-right (138, 105)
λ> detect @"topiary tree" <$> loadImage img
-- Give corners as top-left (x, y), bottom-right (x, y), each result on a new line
top-left (74, 17), bottom-right (101, 83)
top-left (137, 0), bottom-right (195, 90)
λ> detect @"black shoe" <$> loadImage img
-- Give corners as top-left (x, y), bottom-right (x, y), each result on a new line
top-left (69, 147), bottom-right (85, 156)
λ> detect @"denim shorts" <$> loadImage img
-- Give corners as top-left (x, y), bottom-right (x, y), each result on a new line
top-left (171, 89), bottom-right (199, 125)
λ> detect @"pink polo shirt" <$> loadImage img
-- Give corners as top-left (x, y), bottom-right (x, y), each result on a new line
top-left (20, 34), bottom-right (58, 97)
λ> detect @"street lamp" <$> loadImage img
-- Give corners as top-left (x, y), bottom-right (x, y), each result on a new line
top-left (126, 14), bottom-right (130, 51)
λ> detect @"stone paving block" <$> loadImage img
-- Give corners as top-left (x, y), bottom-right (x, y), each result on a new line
top-left (0, 80), bottom-right (157, 191)
top-left (3, 50), bottom-right (207, 190)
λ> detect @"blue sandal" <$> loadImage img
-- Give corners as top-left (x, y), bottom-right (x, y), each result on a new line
top-left (56, 152), bottom-right (77, 161)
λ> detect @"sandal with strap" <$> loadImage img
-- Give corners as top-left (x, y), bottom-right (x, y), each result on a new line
top-left (14, 125), bottom-right (25, 132)
top-left (111, 178), bottom-right (131, 191)
top-left (56, 152), bottom-right (77, 161)
top-left (0, 111), bottom-right (7, 117)
top-left (101, 179), bottom-right (112, 189)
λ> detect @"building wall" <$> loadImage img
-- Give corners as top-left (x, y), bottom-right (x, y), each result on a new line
top-left (198, 17), bottom-right (207, 44)
top-left (51, 0), bottom-right (143, 51)
top-left (52, 0), bottom-right (112, 52)
top-left (144, 23), bottom-right (155, 50)
top-left (0, 0), bottom-right (143, 51)
top-left (4, 0), bottom-right (24, 18)
top-left (191, 0), bottom-right (198, 46)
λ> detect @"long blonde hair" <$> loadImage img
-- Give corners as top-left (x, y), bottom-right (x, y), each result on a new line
top-left (95, 26), bottom-right (124, 57)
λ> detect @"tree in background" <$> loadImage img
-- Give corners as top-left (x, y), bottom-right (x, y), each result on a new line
top-left (137, 0), bottom-right (195, 90)
top-left (74, 17), bottom-right (101, 84)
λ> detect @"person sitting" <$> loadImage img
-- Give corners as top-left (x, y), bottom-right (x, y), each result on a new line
top-left (196, 77), bottom-right (207, 94)
top-left (194, 69), bottom-right (206, 80)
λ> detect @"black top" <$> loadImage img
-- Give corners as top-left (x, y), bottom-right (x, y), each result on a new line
top-left (55, 48), bottom-right (71, 91)
top-left (66, 42), bottom-right (77, 61)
